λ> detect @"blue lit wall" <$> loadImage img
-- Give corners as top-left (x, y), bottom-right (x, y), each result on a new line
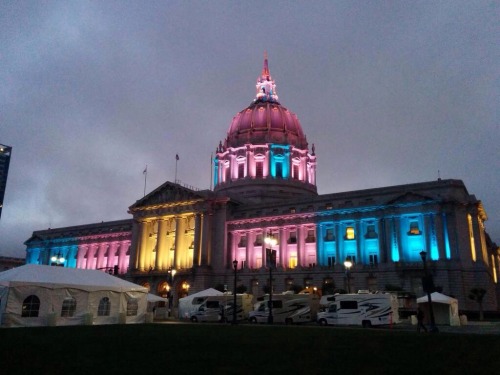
top-left (213, 156), bottom-right (219, 187)
top-left (269, 144), bottom-right (290, 178)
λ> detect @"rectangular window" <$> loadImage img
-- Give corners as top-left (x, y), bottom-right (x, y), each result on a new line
top-left (409, 221), bottom-right (421, 235)
top-left (369, 254), bottom-right (378, 266)
top-left (238, 163), bottom-right (244, 178)
top-left (346, 255), bottom-right (356, 264)
top-left (256, 161), bottom-right (263, 177)
top-left (293, 164), bottom-right (299, 179)
top-left (325, 228), bottom-right (335, 241)
top-left (288, 232), bottom-right (297, 244)
top-left (327, 256), bottom-right (336, 267)
top-left (340, 301), bottom-right (358, 309)
top-left (365, 225), bottom-right (378, 239)
top-left (289, 255), bottom-right (298, 269)
top-left (346, 227), bottom-right (355, 240)
top-left (238, 235), bottom-right (247, 247)
top-left (305, 229), bottom-right (315, 243)
top-left (254, 234), bottom-right (263, 246)
top-left (61, 298), bottom-right (77, 317)
top-left (276, 162), bottom-right (283, 178)
top-left (126, 299), bottom-right (138, 316)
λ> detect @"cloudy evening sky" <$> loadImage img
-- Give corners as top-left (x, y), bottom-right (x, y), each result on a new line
top-left (1, 1), bottom-right (499, 258)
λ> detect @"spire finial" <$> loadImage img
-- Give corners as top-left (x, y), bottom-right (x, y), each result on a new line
top-left (255, 51), bottom-right (279, 103)
top-left (262, 51), bottom-right (270, 78)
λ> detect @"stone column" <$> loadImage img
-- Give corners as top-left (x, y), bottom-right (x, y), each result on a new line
top-left (107, 242), bottom-right (118, 269)
top-left (173, 216), bottom-right (182, 268)
top-left (279, 227), bottom-right (286, 268)
top-left (156, 219), bottom-right (167, 270)
top-left (138, 221), bottom-right (149, 271)
top-left (193, 213), bottom-right (202, 267)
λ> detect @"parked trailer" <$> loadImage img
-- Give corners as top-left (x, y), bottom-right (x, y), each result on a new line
top-left (189, 294), bottom-right (253, 323)
top-left (317, 293), bottom-right (399, 328)
top-left (248, 293), bottom-right (319, 324)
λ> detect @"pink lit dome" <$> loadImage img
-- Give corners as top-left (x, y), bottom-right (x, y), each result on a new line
top-left (223, 53), bottom-right (308, 150)
top-left (225, 100), bottom-right (308, 149)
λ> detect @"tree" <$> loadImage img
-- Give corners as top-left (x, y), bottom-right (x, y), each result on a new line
top-left (321, 281), bottom-right (336, 295)
top-left (236, 284), bottom-right (247, 294)
top-left (469, 288), bottom-right (487, 321)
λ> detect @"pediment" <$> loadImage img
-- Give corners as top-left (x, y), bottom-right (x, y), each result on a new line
top-left (129, 181), bottom-right (208, 210)
top-left (386, 192), bottom-right (434, 205)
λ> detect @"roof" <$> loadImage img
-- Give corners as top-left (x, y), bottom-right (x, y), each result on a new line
top-left (0, 264), bottom-right (147, 293)
top-left (417, 292), bottom-right (458, 305)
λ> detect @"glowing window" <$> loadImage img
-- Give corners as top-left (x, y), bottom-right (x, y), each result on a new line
top-left (346, 227), bottom-right (355, 240)
top-left (22, 295), bottom-right (40, 318)
top-left (126, 299), bottom-right (138, 316)
top-left (409, 221), bottom-right (421, 235)
top-left (289, 255), bottom-right (298, 269)
top-left (97, 297), bottom-right (111, 316)
top-left (61, 297), bottom-right (77, 317)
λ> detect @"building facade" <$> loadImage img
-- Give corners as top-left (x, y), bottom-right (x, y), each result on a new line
top-left (25, 56), bottom-right (499, 313)
top-left (0, 144), bottom-right (12, 220)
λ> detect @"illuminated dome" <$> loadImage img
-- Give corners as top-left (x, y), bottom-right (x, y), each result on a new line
top-left (213, 53), bottom-right (317, 203)
top-left (225, 54), bottom-right (308, 149)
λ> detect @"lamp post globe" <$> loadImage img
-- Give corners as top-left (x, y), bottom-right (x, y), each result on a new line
top-left (344, 258), bottom-right (353, 293)
top-left (264, 232), bottom-right (277, 324)
top-left (419, 251), bottom-right (438, 333)
top-left (232, 259), bottom-right (238, 324)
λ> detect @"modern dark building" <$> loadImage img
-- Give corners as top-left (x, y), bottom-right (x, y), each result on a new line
top-left (0, 144), bottom-right (12, 220)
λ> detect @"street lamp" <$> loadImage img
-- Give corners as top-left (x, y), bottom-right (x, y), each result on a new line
top-left (168, 267), bottom-right (176, 317)
top-left (344, 258), bottom-right (353, 293)
top-left (50, 252), bottom-right (65, 266)
top-left (265, 232), bottom-right (277, 324)
top-left (419, 251), bottom-right (438, 333)
top-left (232, 259), bottom-right (238, 324)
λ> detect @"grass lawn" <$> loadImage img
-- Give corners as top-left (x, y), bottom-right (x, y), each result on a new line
top-left (1, 323), bottom-right (499, 374)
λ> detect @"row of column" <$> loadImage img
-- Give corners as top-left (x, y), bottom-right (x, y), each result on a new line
top-left (132, 213), bottom-right (209, 272)
top-left (230, 213), bottom-right (456, 269)
top-left (75, 240), bottom-right (130, 273)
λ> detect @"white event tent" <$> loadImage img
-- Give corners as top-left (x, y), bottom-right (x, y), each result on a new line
top-left (417, 292), bottom-right (460, 326)
top-left (0, 264), bottom-right (148, 327)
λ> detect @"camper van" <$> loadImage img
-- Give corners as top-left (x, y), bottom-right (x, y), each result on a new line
top-left (248, 293), bottom-right (319, 324)
top-left (317, 292), bottom-right (399, 327)
top-left (189, 294), bottom-right (253, 323)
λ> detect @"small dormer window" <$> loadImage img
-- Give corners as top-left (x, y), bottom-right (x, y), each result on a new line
top-left (345, 227), bottom-right (355, 240)
top-left (409, 221), bottom-right (421, 235)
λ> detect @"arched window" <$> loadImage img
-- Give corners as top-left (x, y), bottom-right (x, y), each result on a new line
top-left (61, 297), bottom-right (77, 317)
top-left (97, 297), bottom-right (111, 316)
top-left (22, 295), bottom-right (40, 317)
top-left (126, 299), bottom-right (138, 316)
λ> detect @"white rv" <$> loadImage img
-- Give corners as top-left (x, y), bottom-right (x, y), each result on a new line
top-left (317, 293), bottom-right (399, 328)
top-left (248, 293), bottom-right (319, 324)
top-left (189, 294), bottom-right (253, 323)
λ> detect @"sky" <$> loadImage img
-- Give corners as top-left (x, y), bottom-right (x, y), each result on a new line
top-left (1, 1), bottom-right (499, 258)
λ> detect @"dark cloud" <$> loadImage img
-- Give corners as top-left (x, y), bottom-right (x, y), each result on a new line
top-left (1, 1), bottom-right (499, 257)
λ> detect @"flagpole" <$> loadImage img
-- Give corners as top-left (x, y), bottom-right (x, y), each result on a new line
top-left (143, 165), bottom-right (148, 197)
top-left (175, 154), bottom-right (179, 183)
top-left (210, 152), bottom-right (213, 191)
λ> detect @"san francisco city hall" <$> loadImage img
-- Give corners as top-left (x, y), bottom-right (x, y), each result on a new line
top-left (25, 56), bottom-right (500, 313)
